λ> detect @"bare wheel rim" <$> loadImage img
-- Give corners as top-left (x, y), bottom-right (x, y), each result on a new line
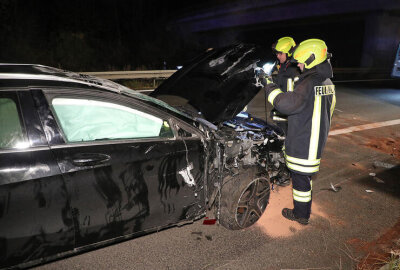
top-left (235, 177), bottom-right (270, 228)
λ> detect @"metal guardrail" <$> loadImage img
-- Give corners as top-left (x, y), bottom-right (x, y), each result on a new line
top-left (80, 66), bottom-right (396, 93)
top-left (83, 68), bottom-right (392, 80)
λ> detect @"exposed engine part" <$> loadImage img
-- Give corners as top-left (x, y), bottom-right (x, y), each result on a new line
top-left (202, 119), bottom-right (288, 215)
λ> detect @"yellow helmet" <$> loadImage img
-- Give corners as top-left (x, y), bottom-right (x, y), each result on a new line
top-left (292, 39), bottom-right (329, 69)
top-left (272, 37), bottom-right (296, 56)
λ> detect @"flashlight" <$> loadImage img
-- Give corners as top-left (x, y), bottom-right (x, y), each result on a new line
top-left (262, 62), bottom-right (276, 76)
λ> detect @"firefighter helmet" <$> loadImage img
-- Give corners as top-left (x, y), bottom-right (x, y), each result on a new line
top-left (272, 37), bottom-right (296, 57)
top-left (292, 39), bottom-right (329, 69)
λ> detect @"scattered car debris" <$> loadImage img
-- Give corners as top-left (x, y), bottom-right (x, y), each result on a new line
top-left (203, 217), bottom-right (217, 225)
top-left (374, 177), bottom-right (385, 184)
top-left (321, 182), bottom-right (342, 192)
top-left (373, 161), bottom-right (396, 169)
top-left (330, 182), bottom-right (342, 192)
top-left (368, 172), bottom-right (385, 183)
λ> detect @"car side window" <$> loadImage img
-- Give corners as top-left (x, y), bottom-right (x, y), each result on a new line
top-left (0, 94), bottom-right (27, 149)
top-left (51, 98), bottom-right (174, 143)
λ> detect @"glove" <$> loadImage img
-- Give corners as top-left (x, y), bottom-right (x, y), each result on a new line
top-left (254, 67), bottom-right (275, 88)
top-left (261, 75), bottom-right (277, 90)
top-left (270, 108), bottom-right (287, 119)
top-left (264, 76), bottom-right (274, 85)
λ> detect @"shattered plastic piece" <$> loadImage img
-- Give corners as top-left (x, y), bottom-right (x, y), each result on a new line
top-left (365, 190), bottom-right (374, 193)
top-left (329, 182), bottom-right (342, 192)
top-left (203, 217), bottom-right (217, 225)
top-left (369, 173), bottom-right (376, 177)
top-left (373, 161), bottom-right (396, 169)
top-left (374, 177), bottom-right (385, 184)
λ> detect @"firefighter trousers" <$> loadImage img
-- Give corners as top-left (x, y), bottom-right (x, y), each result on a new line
top-left (291, 172), bottom-right (312, 219)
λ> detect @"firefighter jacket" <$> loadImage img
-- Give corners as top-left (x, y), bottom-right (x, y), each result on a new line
top-left (271, 61), bottom-right (300, 122)
top-left (265, 60), bottom-right (336, 175)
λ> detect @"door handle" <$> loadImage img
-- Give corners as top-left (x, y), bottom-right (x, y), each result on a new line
top-left (71, 153), bottom-right (111, 166)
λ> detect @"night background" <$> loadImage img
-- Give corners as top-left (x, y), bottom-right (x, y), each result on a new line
top-left (0, 0), bottom-right (399, 72)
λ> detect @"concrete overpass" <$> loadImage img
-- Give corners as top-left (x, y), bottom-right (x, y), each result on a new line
top-left (174, 0), bottom-right (400, 70)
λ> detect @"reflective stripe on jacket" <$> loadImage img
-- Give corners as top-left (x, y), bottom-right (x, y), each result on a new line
top-left (273, 61), bottom-right (300, 94)
top-left (272, 61), bottom-right (300, 122)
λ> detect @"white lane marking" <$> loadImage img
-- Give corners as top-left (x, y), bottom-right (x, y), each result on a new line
top-left (334, 109), bottom-right (343, 112)
top-left (329, 119), bottom-right (400, 136)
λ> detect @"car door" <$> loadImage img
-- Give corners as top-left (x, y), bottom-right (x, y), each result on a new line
top-left (0, 90), bottom-right (74, 268)
top-left (34, 88), bottom-right (205, 248)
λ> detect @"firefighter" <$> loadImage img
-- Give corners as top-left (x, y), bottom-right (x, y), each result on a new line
top-left (270, 37), bottom-right (300, 135)
top-left (261, 39), bottom-right (336, 225)
top-left (270, 37), bottom-right (300, 187)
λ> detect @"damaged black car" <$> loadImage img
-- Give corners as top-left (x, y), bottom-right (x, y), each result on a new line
top-left (0, 44), bottom-right (288, 269)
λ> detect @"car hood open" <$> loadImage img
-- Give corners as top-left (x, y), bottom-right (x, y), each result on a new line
top-left (150, 44), bottom-right (263, 123)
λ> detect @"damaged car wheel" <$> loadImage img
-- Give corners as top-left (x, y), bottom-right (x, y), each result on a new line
top-left (219, 167), bottom-right (270, 230)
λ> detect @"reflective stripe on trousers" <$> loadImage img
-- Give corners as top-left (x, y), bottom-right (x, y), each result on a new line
top-left (284, 152), bottom-right (320, 174)
top-left (291, 172), bottom-right (312, 219)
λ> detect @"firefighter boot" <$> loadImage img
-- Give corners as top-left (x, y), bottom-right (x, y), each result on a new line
top-left (282, 208), bottom-right (309, 225)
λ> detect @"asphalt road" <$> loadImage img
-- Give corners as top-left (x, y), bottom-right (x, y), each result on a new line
top-left (35, 82), bottom-right (400, 270)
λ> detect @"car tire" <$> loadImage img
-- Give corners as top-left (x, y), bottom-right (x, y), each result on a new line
top-left (218, 167), bottom-right (270, 230)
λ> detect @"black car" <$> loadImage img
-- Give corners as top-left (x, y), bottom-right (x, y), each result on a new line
top-left (0, 44), bottom-right (287, 269)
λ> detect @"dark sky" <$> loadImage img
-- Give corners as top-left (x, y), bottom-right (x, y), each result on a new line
top-left (0, 0), bottom-right (230, 71)
top-left (0, 0), bottom-right (380, 71)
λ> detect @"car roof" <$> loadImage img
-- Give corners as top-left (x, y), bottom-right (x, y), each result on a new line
top-left (0, 63), bottom-right (192, 120)
top-left (0, 63), bottom-right (130, 93)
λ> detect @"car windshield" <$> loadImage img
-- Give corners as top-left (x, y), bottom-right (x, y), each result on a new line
top-left (120, 88), bottom-right (190, 118)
